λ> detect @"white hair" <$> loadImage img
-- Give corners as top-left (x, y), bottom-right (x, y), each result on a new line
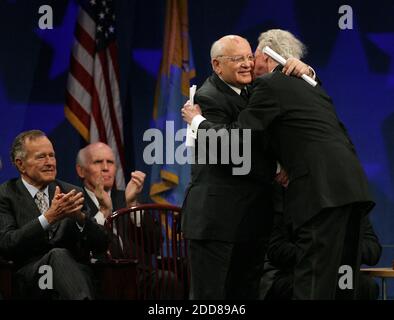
top-left (76, 147), bottom-right (87, 167)
top-left (210, 39), bottom-right (223, 59)
top-left (76, 142), bottom-right (113, 167)
top-left (257, 29), bottom-right (307, 59)
top-left (210, 35), bottom-right (248, 59)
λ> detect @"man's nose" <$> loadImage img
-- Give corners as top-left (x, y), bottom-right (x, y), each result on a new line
top-left (102, 161), bottom-right (109, 170)
top-left (241, 60), bottom-right (253, 68)
top-left (44, 155), bottom-right (55, 164)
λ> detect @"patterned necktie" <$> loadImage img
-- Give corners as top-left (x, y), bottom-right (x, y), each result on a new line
top-left (35, 191), bottom-right (49, 214)
top-left (35, 191), bottom-right (56, 240)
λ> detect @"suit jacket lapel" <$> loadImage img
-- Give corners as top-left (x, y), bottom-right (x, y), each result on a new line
top-left (83, 189), bottom-right (99, 218)
top-left (48, 181), bottom-right (56, 206)
top-left (211, 73), bottom-right (247, 113)
top-left (15, 178), bottom-right (42, 220)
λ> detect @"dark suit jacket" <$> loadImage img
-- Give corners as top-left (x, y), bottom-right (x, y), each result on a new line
top-left (0, 178), bottom-right (109, 268)
top-left (83, 188), bottom-right (161, 259)
top-left (238, 68), bottom-right (375, 229)
top-left (181, 73), bottom-right (276, 243)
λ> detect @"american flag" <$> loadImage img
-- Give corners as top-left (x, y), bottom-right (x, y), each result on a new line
top-left (65, 0), bottom-right (125, 188)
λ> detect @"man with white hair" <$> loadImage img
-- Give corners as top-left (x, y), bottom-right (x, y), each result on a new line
top-left (253, 29), bottom-right (308, 76)
top-left (76, 143), bottom-right (184, 299)
top-left (75, 142), bottom-right (148, 258)
top-left (183, 29), bottom-right (374, 300)
top-left (181, 34), bottom-right (312, 299)
top-left (240, 29), bottom-right (374, 299)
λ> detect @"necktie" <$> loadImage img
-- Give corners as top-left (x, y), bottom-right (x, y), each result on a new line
top-left (35, 191), bottom-right (55, 239)
top-left (240, 88), bottom-right (248, 101)
top-left (35, 191), bottom-right (49, 215)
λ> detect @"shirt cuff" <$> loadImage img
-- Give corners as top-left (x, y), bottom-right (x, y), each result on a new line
top-left (94, 211), bottom-right (106, 226)
top-left (38, 215), bottom-right (50, 230)
top-left (276, 162), bottom-right (282, 174)
top-left (190, 114), bottom-right (206, 138)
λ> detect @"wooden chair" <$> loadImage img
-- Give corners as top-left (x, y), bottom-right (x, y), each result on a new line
top-left (91, 258), bottom-right (138, 299)
top-left (105, 203), bottom-right (189, 300)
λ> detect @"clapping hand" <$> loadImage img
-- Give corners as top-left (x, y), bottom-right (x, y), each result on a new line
top-left (45, 187), bottom-right (85, 224)
top-left (94, 175), bottom-right (113, 218)
top-left (125, 171), bottom-right (146, 207)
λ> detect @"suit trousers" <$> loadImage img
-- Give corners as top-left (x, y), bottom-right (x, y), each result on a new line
top-left (188, 238), bottom-right (266, 300)
top-left (264, 272), bottom-right (378, 300)
top-left (15, 248), bottom-right (95, 300)
top-left (293, 204), bottom-right (363, 300)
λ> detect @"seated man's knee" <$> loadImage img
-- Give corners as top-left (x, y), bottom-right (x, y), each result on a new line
top-left (48, 248), bottom-right (71, 260)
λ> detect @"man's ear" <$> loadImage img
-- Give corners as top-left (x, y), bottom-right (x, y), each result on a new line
top-left (76, 164), bottom-right (85, 179)
top-left (265, 54), bottom-right (277, 70)
top-left (15, 159), bottom-right (24, 173)
top-left (211, 59), bottom-right (221, 74)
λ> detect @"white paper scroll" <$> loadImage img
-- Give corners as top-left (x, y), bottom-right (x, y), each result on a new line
top-left (262, 46), bottom-right (317, 87)
top-left (185, 85), bottom-right (197, 147)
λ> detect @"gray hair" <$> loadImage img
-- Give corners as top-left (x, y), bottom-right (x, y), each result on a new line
top-left (210, 39), bottom-right (224, 59)
top-left (257, 29), bottom-right (307, 59)
top-left (76, 142), bottom-right (113, 168)
top-left (10, 130), bottom-right (46, 166)
top-left (76, 147), bottom-right (87, 167)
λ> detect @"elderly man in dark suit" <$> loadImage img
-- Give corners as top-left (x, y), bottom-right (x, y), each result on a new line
top-left (0, 130), bottom-right (108, 299)
top-left (181, 35), bottom-right (312, 299)
top-left (76, 142), bottom-right (183, 299)
top-left (182, 29), bottom-right (374, 299)
top-left (75, 142), bottom-right (151, 259)
top-left (236, 29), bottom-right (375, 299)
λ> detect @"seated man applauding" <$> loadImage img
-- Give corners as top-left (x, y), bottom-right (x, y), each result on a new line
top-left (76, 142), bottom-right (183, 299)
top-left (0, 130), bottom-right (108, 299)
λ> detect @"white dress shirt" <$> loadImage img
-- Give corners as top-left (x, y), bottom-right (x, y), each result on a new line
top-left (84, 187), bottom-right (124, 251)
top-left (84, 187), bottom-right (111, 226)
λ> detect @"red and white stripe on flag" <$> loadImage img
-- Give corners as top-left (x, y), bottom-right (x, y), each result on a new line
top-left (65, 1), bottom-right (125, 189)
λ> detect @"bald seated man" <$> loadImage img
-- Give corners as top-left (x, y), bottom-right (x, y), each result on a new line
top-left (76, 143), bottom-right (144, 219)
top-left (181, 35), bottom-right (313, 300)
top-left (76, 142), bottom-right (154, 258)
top-left (76, 143), bottom-right (185, 299)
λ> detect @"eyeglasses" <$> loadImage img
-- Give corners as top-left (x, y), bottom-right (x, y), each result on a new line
top-left (215, 54), bottom-right (255, 64)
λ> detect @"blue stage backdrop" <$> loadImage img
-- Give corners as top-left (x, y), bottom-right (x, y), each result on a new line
top-left (0, 0), bottom-right (393, 298)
